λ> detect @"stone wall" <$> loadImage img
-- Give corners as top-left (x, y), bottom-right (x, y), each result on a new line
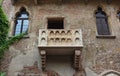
top-left (1, 0), bottom-right (120, 76)
top-left (2, 0), bottom-right (14, 20)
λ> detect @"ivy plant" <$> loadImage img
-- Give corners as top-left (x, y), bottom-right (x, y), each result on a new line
top-left (0, 2), bottom-right (26, 75)
top-left (0, 7), bottom-right (25, 59)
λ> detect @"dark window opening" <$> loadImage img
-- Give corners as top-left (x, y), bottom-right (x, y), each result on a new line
top-left (14, 8), bottom-right (29, 36)
top-left (95, 7), bottom-right (110, 35)
top-left (47, 18), bottom-right (64, 29)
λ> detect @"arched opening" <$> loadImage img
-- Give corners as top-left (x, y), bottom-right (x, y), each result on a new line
top-left (14, 7), bottom-right (29, 36)
top-left (95, 7), bottom-right (110, 35)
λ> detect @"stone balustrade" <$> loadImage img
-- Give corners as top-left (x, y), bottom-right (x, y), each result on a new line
top-left (38, 29), bottom-right (83, 47)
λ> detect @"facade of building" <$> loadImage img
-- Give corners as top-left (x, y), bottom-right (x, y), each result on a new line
top-left (1, 0), bottom-right (120, 76)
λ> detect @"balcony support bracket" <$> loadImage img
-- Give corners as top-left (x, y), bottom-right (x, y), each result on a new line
top-left (40, 50), bottom-right (46, 71)
top-left (74, 50), bottom-right (82, 70)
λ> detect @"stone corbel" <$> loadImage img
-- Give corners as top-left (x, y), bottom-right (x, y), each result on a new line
top-left (74, 50), bottom-right (82, 70)
top-left (40, 50), bottom-right (46, 71)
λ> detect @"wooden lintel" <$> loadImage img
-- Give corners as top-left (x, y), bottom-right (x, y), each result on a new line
top-left (34, 0), bottom-right (38, 5)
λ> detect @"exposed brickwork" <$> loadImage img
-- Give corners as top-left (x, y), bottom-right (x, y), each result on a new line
top-left (17, 62), bottom-right (60, 76)
top-left (0, 51), bottom-right (12, 75)
top-left (18, 62), bottom-right (41, 76)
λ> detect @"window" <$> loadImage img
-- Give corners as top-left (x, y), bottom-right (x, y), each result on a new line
top-left (47, 18), bottom-right (64, 29)
top-left (14, 8), bottom-right (29, 36)
top-left (95, 7), bottom-right (110, 35)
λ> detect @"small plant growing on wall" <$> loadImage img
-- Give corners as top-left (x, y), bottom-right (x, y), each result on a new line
top-left (0, 6), bottom-right (26, 75)
top-left (0, 72), bottom-right (5, 76)
top-left (0, 6), bottom-right (25, 60)
top-left (0, 6), bottom-right (9, 59)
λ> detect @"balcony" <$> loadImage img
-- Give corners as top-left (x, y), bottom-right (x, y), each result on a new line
top-left (38, 29), bottom-right (83, 55)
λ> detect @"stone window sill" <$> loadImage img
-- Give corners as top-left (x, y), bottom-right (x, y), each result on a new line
top-left (9, 35), bottom-right (30, 39)
top-left (96, 35), bottom-right (116, 39)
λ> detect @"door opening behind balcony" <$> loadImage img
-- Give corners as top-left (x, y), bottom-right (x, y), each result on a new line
top-left (47, 18), bottom-right (64, 29)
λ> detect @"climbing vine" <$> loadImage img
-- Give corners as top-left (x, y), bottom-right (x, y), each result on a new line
top-left (0, 6), bottom-right (9, 59)
top-left (0, 6), bottom-right (26, 76)
top-left (0, 7), bottom-right (25, 59)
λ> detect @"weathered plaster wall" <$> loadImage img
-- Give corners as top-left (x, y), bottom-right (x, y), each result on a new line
top-left (2, 0), bottom-right (14, 20)
top-left (2, 0), bottom-right (120, 76)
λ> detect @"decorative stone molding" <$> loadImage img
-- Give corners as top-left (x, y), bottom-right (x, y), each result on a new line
top-left (38, 29), bottom-right (83, 47)
top-left (99, 70), bottom-right (120, 76)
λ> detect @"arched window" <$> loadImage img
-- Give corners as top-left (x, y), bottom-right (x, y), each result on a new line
top-left (95, 7), bottom-right (110, 35)
top-left (14, 7), bottom-right (29, 36)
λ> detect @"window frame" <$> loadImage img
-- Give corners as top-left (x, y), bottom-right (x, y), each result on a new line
top-left (95, 7), bottom-right (111, 35)
top-left (95, 7), bottom-right (116, 39)
top-left (13, 8), bottom-right (29, 36)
